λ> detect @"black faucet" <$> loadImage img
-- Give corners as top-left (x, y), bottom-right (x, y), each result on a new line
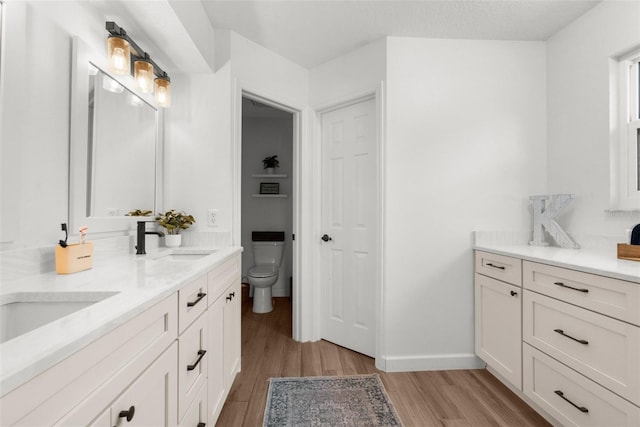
top-left (136, 221), bottom-right (165, 255)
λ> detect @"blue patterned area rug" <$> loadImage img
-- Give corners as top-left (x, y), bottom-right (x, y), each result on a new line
top-left (263, 374), bottom-right (403, 426)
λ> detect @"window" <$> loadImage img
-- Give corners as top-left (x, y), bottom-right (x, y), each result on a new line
top-left (613, 48), bottom-right (640, 209)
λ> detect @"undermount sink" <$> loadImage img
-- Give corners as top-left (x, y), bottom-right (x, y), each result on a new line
top-left (149, 249), bottom-right (217, 262)
top-left (0, 291), bottom-right (119, 344)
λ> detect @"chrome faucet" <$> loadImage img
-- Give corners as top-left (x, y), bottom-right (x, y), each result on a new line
top-left (136, 221), bottom-right (165, 255)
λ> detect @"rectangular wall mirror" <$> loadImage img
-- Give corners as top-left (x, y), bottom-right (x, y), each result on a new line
top-left (69, 37), bottom-right (163, 233)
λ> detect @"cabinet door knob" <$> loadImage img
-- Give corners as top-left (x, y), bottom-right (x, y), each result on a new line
top-left (118, 406), bottom-right (135, 422)
top-left (510, 290), bottom-right (518, 296)
top-left (321, 234), bottom-right (332, 242)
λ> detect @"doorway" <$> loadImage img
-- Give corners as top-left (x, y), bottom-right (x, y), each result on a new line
top-left (240, 96), bottom-right (294, 314)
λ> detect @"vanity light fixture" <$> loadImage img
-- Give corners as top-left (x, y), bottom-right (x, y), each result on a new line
top-left (105, 21), bottom-right (171, 107)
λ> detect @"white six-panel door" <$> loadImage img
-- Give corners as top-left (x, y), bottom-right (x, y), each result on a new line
top-left (320, 98), bottom-right (377, 357)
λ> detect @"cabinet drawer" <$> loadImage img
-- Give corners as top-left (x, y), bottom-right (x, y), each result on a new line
top-left (474, 273), bottom-right (522, 389)
top-left (475, 251), bottom-right (522, 286)
top-left (523, 261), bottom-right (640, 325)
top-left (179, 274), bottom-right (208, 334)
top-left (523, 343), bottom-right (640, 427)
top-left (523, 290), bottom-right (640, 405)
top-left (179, 312), bottom-right (208, 421)
top-left (179, 382), bottom-right (207, 427)
top-left (208, 255), bottom-right (240, 305)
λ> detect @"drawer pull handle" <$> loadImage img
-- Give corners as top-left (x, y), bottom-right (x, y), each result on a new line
top-left (553, 281), bottom-right (588, 293)
top-left (486, 263), bottom-right (505, 270)
top-left (118, 406), bottom-right (135, 422)
top-left (554, 390), bottom-right (589, 413)
top-left (187, 292), bottom-right (207, 307)
top-left (187, 349), bottom-right (207, 371)
top-left (510, 290), bottom-right (518, 296)
top-left (554, 329), bottom-right (589, 345)
top-left (226, 295), bottom-right (232, 301)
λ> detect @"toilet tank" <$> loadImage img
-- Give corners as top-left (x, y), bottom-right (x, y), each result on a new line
top-left (252, 241), bottom-right (285, 266)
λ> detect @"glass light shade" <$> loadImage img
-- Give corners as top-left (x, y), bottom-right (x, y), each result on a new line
top-left (103, 74), bottom-right (124, 93)
top-left (134, 60), bottom-right (154, 94)
top-left (154, 77), bottom-right (171, 108)
top-left (107, 36), bottom-right (130, 75)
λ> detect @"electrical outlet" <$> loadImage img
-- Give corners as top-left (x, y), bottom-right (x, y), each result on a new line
top-left (207, 209), bottom-right (218, 226)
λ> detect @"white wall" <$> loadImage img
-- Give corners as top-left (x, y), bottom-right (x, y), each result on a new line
top-left (383, 37), bottom-right (547, 370)
top-left (546, 1), bottom-right (640, 238)
top-left (0, 1), bottom-right (110, 249)
top-left (310, 38), bottom-right (387, 107)
top-left (241, 116), bottom-right (293, 297)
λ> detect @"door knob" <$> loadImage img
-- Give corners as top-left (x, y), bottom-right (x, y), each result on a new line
top-left (321, 234), bottom-right (332, 242)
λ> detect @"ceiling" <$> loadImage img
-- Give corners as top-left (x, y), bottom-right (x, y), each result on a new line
top-left (201, 0), bottom-right (600, 69)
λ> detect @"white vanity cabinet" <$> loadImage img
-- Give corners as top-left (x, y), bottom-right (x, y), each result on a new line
top-left (207, 255), bottom-right (241, 425)
top-left (474, 251), bottom-right (523, 389)
top-left (0, 250), bottom-right (243, 427)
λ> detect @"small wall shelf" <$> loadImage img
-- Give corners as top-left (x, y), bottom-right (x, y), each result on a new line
top-left (251, 174), bottom-right (288, 179)
top-left (252, 194), bottom-right (288, 198)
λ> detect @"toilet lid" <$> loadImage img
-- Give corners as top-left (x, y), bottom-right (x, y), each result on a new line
top-left (249, 265), bottom-right (278, 278)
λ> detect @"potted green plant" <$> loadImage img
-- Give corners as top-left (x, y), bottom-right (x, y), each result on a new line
top-left (125, 209), bottom-right (153, 217)
top-left (262, 155), bottom-right (279, 174)
top-left (155, 209), bottom-right (195, 248)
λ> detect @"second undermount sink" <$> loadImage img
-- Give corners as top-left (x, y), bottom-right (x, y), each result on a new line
top-left (0, 291), bottom-right (119, 344)
top-left (149, 249), bottom-right (217, 262)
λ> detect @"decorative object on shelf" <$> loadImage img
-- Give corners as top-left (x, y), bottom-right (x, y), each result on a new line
top-left (125, 209), bottom-right (153, 217)
top-left (260, 182), bottom-right (280, 195)
top-left (105, 21), bottom-right (171, 107)
top-left (156, 209), bottom-right (195, 248)
top-left (262, 155), bottom-right (280, 174)
top-left (529, 194), bottom-right (579, 249)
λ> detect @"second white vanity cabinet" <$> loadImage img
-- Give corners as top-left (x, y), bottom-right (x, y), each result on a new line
top-left (475, 248), bottom-right (640, 426)
top-left (474, 251), bottom-right (523, 389)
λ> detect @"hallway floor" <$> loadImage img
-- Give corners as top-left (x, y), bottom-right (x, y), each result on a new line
top-left (215, 297), bottom-right (550, 426)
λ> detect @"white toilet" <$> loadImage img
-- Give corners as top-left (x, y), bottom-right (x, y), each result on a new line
top-left (248, 232), bottom-right (285, 313)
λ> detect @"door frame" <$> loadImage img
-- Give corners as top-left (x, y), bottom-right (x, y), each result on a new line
top-left (231, 80), bottom-right (386, 370)
top-left (231, 80), bottom-right (307, 341)
top-left (313, 83), bottom-right (386, 370)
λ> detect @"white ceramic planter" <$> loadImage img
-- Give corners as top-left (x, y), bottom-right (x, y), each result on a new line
top-left (164, 234), bottom-right (182, 248)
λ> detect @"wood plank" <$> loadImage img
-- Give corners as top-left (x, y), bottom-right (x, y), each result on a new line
top-left (215, 297), bottom-right (551, 427)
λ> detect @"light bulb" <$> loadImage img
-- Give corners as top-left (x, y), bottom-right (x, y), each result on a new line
top-left (107, 36), bottom-right (130, 75)
top-left (154, 76), bottom-right (171, 108)
top-left (134, 60), bottom-right (154, 94)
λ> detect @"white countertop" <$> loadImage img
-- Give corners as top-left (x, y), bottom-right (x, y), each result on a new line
top-left (473, 243), bottom-right (640, 284)
top-left (0, 246), bottom-right (242, 396)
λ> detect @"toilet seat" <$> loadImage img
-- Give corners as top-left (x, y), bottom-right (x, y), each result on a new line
top-left (248, 265), bottom-right (278, 278)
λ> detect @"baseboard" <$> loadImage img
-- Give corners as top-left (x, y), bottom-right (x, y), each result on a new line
top-left (382, 353), bottom-right (485, 372)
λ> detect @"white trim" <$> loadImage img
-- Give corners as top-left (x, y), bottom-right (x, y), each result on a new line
top-left (231, 80), bottom-right (308, 341)
top-left (383, 353), bottom-right (485, 372)
top-left (612, 48), bottom-right (640, 210)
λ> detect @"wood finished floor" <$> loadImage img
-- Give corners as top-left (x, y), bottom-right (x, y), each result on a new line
top-left (215, 297), bottom-right (550, 427)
